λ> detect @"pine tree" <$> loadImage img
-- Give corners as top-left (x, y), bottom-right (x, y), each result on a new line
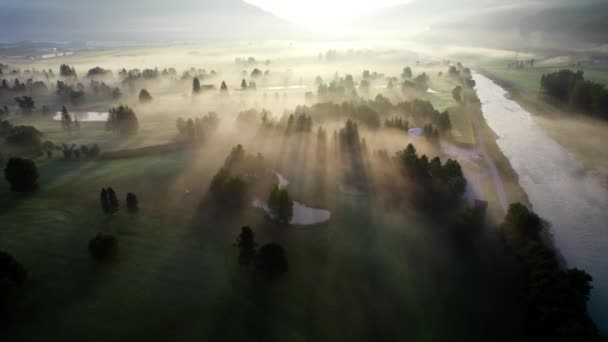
top-left (234, 226), bottom-right (257, 266)
top-left (100, 188), bottom-right (110, 214)
top-left (107, 187), bottom-right (119, 213)
top-left (192, 77), bottom-right (201, 94)
top-left (61, 105), bottom-right (72, 132)
top-left (126, 192), bottom-right (138, 213)
top-left (220, 81), bottom-right (228, 93)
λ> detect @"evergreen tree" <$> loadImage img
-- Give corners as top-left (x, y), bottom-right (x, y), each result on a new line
top-left (235, 226), bottom-right (257, 266)
top-left (268, 185), bottom-right (293, 224)
top-left (220, 81), bottom-right (228, 93)
top-left (100, 188), bottom-right (110, 214)
top-left (241, 79), bottom-right (248, 90)
top-left (192, 77), bottom-right (201, 94)
top-left (107, 187), bottom-right (119, 213)
top-left (126, 192), bottom-right (139, 213)
top-left (139, 89), bottom-right (153, 103)
top-left (61, 105), bottom-right (72, 132)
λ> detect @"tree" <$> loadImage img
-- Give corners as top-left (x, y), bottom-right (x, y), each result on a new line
top-left (223, 144), bottom-right (245, 171)
top-left (5, 125), bottom-right (42, 149)
top-left (401, 66), bottom-right (413, 79)
top-left (126, 192), bottom-right (139, 213)
top-left (452, 86), bottom-right (463, 103)
top-left (59, 64), bottom-right (77, 79)
top-left (138, 89), bottom-right (153, 103)
top-left (107, 105), bottom-right (138, 135)
top-left (499, 203), bottom-right (599, 341)
top-left (107, 187), bottom-right (119, 213)
top-left (192, 77), bottom-right (201, 94)
top-left (256, 243), bottom-right (288, 278)
top-left (235, 226), bottom-right (257, 266)
top-left (241, 79), bottom-right (248, 90)
top-left (268, 186), bottom-right (293, 224)
top-left (220, 81), bottom-right (229, 93)
top-left (0, 250), bottom-right (27, 286)
top-left (4, 157), bottom-right (38, 193)
top-left (55, 143), bottom-right (77, 160)
top-left (14, 96), bottom-right (35, 114)
top-left (60, 105), bottom-right (72, 132)
top-left (251, 68), bottom-right (263, 78)
top-left (88, 234), bottom-right (118, 260)
top-left (413, 73), bottom-right (429, 91)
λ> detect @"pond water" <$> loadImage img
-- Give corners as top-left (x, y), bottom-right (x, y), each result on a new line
top-left (252, 172), bottom-right (331, 226)
top-left (473, 72), bottom-right (608, 332)
top-left (53, 112), bottom-right (109, 122)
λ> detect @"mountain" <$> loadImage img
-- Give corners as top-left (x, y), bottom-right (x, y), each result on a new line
top-left (357, 0), bottom-right (608, 49)
top-left (0, 0), bottom-right (301, 42)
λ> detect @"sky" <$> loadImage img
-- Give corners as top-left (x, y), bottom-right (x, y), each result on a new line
top-left (244, 0), bottom-right (413, 31)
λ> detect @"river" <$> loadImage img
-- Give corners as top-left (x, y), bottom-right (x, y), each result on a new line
top-left (473, 73), bottom-right (608, 332)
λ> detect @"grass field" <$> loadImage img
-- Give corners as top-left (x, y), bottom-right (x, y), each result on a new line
top-left (0, 125), bottom-right (523, 341)
top-left (0, 49), bottom-right (525, 340)
top-left (471, 56), bottom-right (608, 96)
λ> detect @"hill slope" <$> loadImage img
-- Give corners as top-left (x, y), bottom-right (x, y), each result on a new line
top-left (0, 0), bottom-right (301, 42)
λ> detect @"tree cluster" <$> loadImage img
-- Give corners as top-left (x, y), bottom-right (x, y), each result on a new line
top-left (395, 144), bottom-right (466, 205)
top-left (106, 105), bottom-right (138, 135)
top-left (234, 227), bottom-right (288, 278)
top-left (52, 143), bottom-right (100, 160)
top-left (56, 81), bottom-right (85, 105)
top-left (59, 64), bottom-right (77, 79)
top-left (100, 187), bottom-right (120, 214)
top-left (385, 117), bottom-right (409, 131)
top-left (285, 113), bottom-right (313, 134)
top-left (14, 96), bottom-right (35, 114)
top-left (100, 187), bottom-right (138, 214)
top-left (500, 203), bottom-right (598, 341)
top-left (423, 123), bottom-right (440, 144)
top-left (541, 69), bottom-right (608, 120)
top-left (176, 112), bottom-right (220, 143)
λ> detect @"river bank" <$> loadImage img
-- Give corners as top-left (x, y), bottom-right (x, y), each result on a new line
top-left (450, 85), bottom-right (530, 220)
top-left (478, 69), bottom-right (608, 190)
top-left (472, 72), bottom-right (608, 333)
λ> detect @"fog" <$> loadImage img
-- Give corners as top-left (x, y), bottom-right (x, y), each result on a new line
top-left (1, 0), bottom-right (608, 340)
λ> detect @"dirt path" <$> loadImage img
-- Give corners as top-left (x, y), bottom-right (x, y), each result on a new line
top-left (464, 94), bottom-right (509, 214)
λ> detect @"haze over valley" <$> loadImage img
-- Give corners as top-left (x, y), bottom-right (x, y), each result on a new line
top-left (1, 1), bottom-right (608, 341)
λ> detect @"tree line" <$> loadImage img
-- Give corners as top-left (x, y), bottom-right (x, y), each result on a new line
top-left (541, 69), bottom-right (608, 120)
